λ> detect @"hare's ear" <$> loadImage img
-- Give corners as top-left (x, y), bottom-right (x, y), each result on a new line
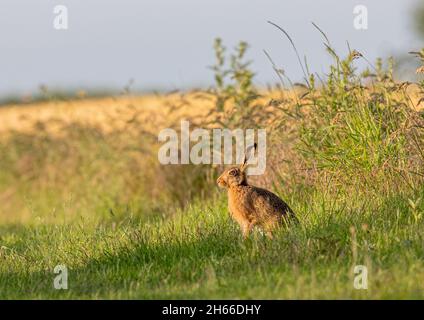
top-left (240, 142), bottom-right (257, 172)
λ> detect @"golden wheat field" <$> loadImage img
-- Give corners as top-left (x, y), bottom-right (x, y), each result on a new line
top-left (1, 86), bottom-right (421, 135)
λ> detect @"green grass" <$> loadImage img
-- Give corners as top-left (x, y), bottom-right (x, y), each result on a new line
top-left (1, 186), bottom-right (423, 299)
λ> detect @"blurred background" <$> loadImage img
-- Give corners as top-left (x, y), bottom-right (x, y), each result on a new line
top-left (0, 0), bottom-right (423, 99)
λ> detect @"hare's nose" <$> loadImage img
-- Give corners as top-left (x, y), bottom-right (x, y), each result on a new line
top-left (217, 177), bottom-right (225, 185)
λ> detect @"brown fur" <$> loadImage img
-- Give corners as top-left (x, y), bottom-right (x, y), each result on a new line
top-left (217, 145), bottom-right (297, 238)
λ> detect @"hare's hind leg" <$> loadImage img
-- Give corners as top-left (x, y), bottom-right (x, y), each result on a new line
top-left (262, 219), bottom-right (279, 239)
top-left (265, 231), bottom-right (274, 239)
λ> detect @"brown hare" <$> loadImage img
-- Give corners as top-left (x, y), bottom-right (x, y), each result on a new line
top-left (217, 143), bottom-right (297, 238)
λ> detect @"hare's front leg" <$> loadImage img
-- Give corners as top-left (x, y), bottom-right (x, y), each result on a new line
top-left (240, 220), bottom-right (254, 239)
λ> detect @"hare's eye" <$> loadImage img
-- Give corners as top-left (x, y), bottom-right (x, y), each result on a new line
top-left (229, 170), bottom-right (237, 176)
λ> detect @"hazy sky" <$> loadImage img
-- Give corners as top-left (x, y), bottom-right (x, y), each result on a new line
top-left (0, 0), bottom-right (421, 97)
